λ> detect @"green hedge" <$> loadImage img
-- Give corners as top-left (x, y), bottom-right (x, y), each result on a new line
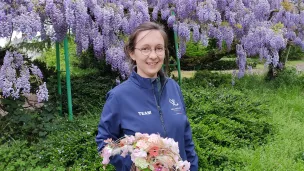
top-left (180, 40), bottom-right (260, 71)
top-left (0, 116), bottom-right (114, 171)
top-left (287, 45), bottom-right (304, 61)
top-left (180, 57), bottom-right (258, 71)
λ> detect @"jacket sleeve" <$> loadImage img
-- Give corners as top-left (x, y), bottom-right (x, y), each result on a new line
top-left (184, 118), bottom-right (199, 171)
top-left (95, 91), bottom-right (133, 170)
top-left (177, 85), bottom-right (199, 171)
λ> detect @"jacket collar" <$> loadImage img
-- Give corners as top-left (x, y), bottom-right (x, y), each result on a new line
top-left (129, 67), bottom-right (167, 89)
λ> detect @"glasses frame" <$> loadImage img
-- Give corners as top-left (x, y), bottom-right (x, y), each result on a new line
top-left (134, 46), bottom-right (166, 57)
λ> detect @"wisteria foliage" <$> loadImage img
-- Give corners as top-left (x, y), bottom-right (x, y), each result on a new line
top-left (1, 0), bottom-right (304, 99)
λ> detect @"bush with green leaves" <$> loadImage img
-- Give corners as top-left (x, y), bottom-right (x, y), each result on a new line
top-left (181, 41), bottom-right (257, 71)
top-left (56, 72), bottom-right (118, 116)
top-left (200, 59), bottom-right (257, 71)
top-left (265, 67), bottom-right (304, 88)
top-left (182, 70), bottom-right (232, 88)
top-left (0, 115), bottom-right (115, 171)
top-left (287, 45), bottom-right (304, 61)
top-left (0, 98), bottom-right (58, 143)
top-left (180, 41), bottom-right (209, 70)
top-left (181, 71), bottom-right (273, 170)
top-left (29, 116), bottom-right (112, 170)
top-left (0, 73), bottom-right (117, 170)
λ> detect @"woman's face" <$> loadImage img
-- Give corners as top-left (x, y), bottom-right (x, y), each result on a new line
top-left (130, 30), bottom-right (165, 78)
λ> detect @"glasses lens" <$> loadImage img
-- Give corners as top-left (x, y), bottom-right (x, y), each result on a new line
top-left (156, 47), bottom-right (164, 56)
top-left (138, 47), bottom-right (165, 56)
top-left (141, 48), bottom-right (151, 56)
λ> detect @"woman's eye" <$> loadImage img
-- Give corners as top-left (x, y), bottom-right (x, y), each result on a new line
top-left (156, 47), bottom-right (164, 51)
top-left (141, 48), bottom-right (150, 51)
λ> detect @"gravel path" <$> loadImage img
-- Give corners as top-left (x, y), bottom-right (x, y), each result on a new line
top-left (295, 63), bottom-right (304, 71)
top-left (172, 61), bottom-right (304, 78)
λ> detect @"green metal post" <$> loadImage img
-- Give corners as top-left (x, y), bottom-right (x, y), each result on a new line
top-left (171, 11), bottom-right (182, 85)
top-left (63, 37), bottom-right (73, 121)
top-left (55, 42), bottom-right (63, 116)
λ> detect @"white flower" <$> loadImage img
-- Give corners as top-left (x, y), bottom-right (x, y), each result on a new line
top-left (162, 138), bottom-right (179, 154)
top-left (148, 134), bottom-right (161, 144)
top-left (131, 148), bottom-right (147, 161)
top-left (134, 157), bottom-right (149, 169)
top-left (177, 161), bottom-right (190, 171)
top-left (136, 139), bottom-right (150, 150)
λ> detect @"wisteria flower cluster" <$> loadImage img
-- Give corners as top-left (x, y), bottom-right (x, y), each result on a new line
top-left (1, 0), bottom-right (304, 79)
top-left (101, 133), bottom-right (190, 171)
top-left (0, 51), bottom-right (48, 102)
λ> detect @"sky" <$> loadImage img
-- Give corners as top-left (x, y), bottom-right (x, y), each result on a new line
top-left (1, 32), bottom-right (42, 59)
top-left (0, 31), bottom-right (23, 47)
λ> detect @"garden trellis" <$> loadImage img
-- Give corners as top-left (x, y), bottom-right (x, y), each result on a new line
top-left (55, 38), bottom-right (73, 120)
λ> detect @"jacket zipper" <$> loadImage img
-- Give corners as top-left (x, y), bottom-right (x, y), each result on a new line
top-left (152, 79), bottom-right (168, 137)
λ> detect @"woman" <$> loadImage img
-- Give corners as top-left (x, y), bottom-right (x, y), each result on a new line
top-left (96, 22), bottom-right (198, 171)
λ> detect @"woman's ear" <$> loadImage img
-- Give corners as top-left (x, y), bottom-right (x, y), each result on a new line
top-left (129, 52), bottom-right (136, 61)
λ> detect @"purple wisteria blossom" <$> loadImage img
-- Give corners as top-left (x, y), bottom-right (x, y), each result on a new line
top-left (253, 0), bottom-right (270, 21)
top-left (12, 12), bottom-right (41, 39)
top-left (178, 39), bottom-right (187, 58)
top-left (36, 82), bottom-right (49, 102)
top-left (1, 0), bottom-right (304, 80)
top-left (200, 31), bottom-right (209, 47)
top-left (16, 68), bottom-right (31, 95)
top-left (178, 22), bottom-right (190, 42)
top-left (105, 47), bottom-right (127, 73)
top-left (167, 15), bottom-right (175, 27)
top-left (192, 24), bottom-right (200, 43)
top-left (161, 8), bottom-right (170, 20)
top-left (197, 0), bottom-right (221, 24)
top-left (242, 24), bottom-right (286, 68)
top-left (0, 51), bottom-right (48, 101)
top-left (30, 64), bottom-right (44, 79)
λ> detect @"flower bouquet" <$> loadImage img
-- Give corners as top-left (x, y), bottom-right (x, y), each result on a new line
top-left (100, 133), bottom-right (190, 171)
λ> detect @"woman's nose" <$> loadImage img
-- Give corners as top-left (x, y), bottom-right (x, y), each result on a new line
top-left (149, 49), bottom-right (158, 59)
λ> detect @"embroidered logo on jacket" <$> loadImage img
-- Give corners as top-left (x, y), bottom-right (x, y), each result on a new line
top-left (169, 98), bottom-right (179, 106)
top-left (138, 111), bottom-right (152, 116)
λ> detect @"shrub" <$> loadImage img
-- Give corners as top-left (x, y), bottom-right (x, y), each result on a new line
top-left (0, 140), bottom-right (42, 170)
top-left (266, 67), bottom-right (304, 88)
top-left (182, 70), bottom-right (232, 88)
top-left (181, 56), bottom-right (257, 71)
top-left (200, 59), bottom-right (257, 70)
top-left (181, 39), bottom-right (260, 71)
top-left (56, 72), bottom-right (118, 116)
top-left (31, 116), bottom-right (107, 170)
top-left (32, 59), bottom-right (56, 82)
top-left (0, 115), bottom-right (115, 171)
top-left (287, 45), bottom-right (304, 61)
top-left (181, 71), bottom-right (273, 169)
top-left (0, 98), bottom-right (58, 143)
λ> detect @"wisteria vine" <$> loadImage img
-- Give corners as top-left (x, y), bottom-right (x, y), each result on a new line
top-left (1, 0), bottom-right (304, 100)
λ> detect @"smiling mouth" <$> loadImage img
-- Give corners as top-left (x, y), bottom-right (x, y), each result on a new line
top-left (146, 62), bottom-right (158, 66)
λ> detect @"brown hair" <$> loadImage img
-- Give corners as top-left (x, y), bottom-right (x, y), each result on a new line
top-left (124, 22), bottom-right (169, 68)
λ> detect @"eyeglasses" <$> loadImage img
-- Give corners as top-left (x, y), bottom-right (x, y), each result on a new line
top-left (134, 46), bottom-right (165, 56)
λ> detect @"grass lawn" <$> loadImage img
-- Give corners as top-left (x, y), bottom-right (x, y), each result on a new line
top-left (232, 86), bottom-right (304, 170)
